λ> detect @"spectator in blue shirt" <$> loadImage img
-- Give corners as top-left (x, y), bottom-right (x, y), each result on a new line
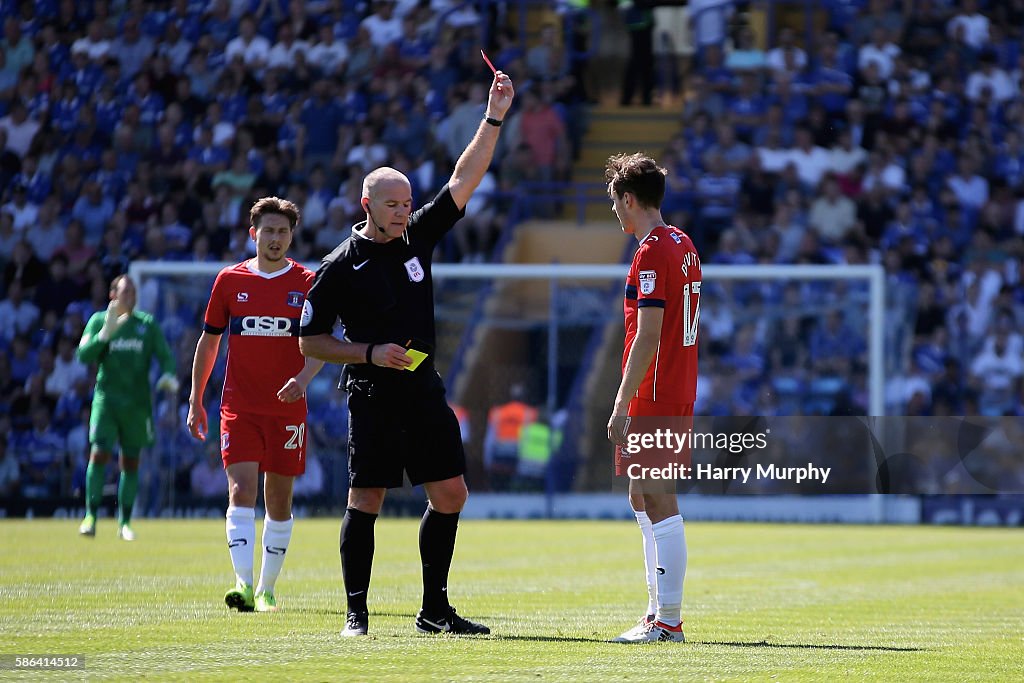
top-left (111, 16), bottom-right (156, 79)
top-left (18, 404), bottom-right (66, 499)
top-left (947, 156), bottom-right (989, 211)
top-left (682, 111), bottom-right (716, 171)
top-left (811, 310), bottom-right (865, 373)
top-left (37, 23), bottom-right (70, 74)
top-left (94, 150), bottom-right (130, 202)
top-left (71, 180), bottom-right (116, 244)
top-left (8, 334), bottom-right (36, 384)
top-left (768, 71), bottom-right (810, 127)
top-left (702, 43), bottom-right (736, 96)
top-left (993, 129), bottom-right (1024, 188)
top-left (299, 78), bottom-right (346, 165)
top-left (695, 152), bottom-right (741, 252)
top-left (167, 0), bottom-right (204, 43)
top-left (48, 81), bottom-right (82, 133)
top-left (825, 0), bottom-right (867, 38)
top-left (188, 124), bottom-right (231, 172)
top-left (89, 82), bottom-right (122, 136)
top-left (423, 44), bottom-right (458, 110)
top-left (158, 201), bottom-right (192, 257)
top-left (0, 278), bottom-right (40, 342)
top-left (203, 0), bottom-right (238, 49)
top-left (708, 121), bottom-right (752, 174)
top-left (126, 72), bottom-right (166, 136)
top-left (382, 99), bottom-right (430, 162)
top-left (730, 73), bottom-right (768, 141)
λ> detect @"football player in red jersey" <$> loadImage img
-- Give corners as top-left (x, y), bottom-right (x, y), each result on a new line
top-left (605, 153), bottom-right (702, 643)
top-left (187, 197), bottom-right (325, 613)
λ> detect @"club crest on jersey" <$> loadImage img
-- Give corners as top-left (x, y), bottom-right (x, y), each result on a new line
top-left (404, 257), bottom-right (425, 283)
top-left (237, 292), bottom-right (248, 302)
top-left (286, 291), bottom-right (304, 307)
top-left (639, 270), bottom-right (657, 295)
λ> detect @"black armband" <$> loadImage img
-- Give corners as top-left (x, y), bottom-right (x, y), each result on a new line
top-left (365, 343), bottom-right (375, 365)
top-left (484, 116), bottom-right (503, 127)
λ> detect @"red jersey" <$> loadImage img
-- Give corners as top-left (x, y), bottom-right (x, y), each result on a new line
top-left (623, 225), bottom-right (701, 405)
top-left (203, 258), bottom-right (315, 419)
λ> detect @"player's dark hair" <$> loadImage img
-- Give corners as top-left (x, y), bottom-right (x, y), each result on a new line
top-left (604, 153), bottom-right (668, 209)
top-left (250, 196), bottom-right (300, 230)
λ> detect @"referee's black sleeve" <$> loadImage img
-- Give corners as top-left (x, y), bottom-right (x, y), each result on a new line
top-left (300, 262), bottom-right (344, 337)
top-left (410, 184), bottom-right (466, 247)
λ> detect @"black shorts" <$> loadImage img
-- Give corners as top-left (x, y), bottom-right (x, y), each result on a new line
top-left (346, 372), bottom-right (466, 489)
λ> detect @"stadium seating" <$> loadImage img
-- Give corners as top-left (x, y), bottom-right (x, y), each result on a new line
top-left (1, 0), bottom-right (1022, 502)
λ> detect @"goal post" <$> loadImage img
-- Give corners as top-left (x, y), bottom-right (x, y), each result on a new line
top-left (130, 260), bottom-right (886, 502)
top-left (132, 261), bottom-right (885, 417)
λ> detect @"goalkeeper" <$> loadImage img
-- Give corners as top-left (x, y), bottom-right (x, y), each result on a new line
top-left (76, 274), bottom-right (178, 541)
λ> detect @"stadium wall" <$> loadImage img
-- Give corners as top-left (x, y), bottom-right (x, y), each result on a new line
top-left (9, 495), bottom-right (1024, 526)
top-left (462, 493), bottom-right (923, 524)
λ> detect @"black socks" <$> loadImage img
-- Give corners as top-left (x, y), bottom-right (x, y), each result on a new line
top-left (340, 507), bottom-right (377, 614)
top-left (419, 508), bottom-right (460, 614)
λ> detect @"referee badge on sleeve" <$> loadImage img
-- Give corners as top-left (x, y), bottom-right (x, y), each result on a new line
top-left (301, 299), bottom-right (313, 327)
top-left (404, 257), bottom-right (425, 283)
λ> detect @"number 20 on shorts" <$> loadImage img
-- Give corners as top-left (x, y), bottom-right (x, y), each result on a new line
top-left (284, 424), bottom-right (305, 450)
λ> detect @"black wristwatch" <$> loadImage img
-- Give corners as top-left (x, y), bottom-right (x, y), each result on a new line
top-left (485, 116), bottom-right (503, 127)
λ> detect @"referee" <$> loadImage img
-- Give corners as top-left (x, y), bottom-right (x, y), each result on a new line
top-left (299, 70), bottom-right (514, 637)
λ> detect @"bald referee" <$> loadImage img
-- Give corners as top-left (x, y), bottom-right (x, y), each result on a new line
top-left (299, 69), bottom-right (514, 637)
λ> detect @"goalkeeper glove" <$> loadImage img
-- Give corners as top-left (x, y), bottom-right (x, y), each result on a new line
top-left (156, 373), bottom-right (180, 394)
top-left (98, 300), bottom-right (129, 341)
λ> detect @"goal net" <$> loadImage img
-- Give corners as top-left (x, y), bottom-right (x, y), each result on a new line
top-left (130, 261), bottom-right (888, 504)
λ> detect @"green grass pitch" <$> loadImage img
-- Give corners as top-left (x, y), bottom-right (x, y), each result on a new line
top-left (0, 518), bottom-right (1021, 681)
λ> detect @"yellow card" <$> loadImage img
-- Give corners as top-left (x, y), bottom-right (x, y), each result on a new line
top-left (404, 348), bottom-right (428, 371)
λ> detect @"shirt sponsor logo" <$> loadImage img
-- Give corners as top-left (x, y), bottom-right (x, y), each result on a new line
top-left (237, 292), bottom-right (248, 302)
top-left (286, 291), bottom-right (304, 307)
top-left (232, 316), bottom-right (298, 336)
top-left (404, 257), bottom-right (425, 283)
top-left (109, 338), bottom-right (144, 352)
top-left (639, 270), bottom-right (657, 295)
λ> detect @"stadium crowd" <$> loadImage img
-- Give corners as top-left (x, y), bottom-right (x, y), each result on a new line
top-left (0, 0), bottom-right (1022, 501)
top-left (674, 0), bottom-right (1024, 429)
top-left (0, 0), bottom-right (583, 503)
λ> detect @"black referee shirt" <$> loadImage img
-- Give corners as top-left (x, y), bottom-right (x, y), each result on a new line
top-left (299, 184), bottom-right (465, 384)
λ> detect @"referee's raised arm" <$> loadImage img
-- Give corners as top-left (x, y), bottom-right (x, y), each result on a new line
top-left (447, 71), bottom-right (515, 211)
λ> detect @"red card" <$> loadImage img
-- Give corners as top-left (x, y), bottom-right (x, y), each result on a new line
top-left (480, 49), bottom-right (497, 74)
